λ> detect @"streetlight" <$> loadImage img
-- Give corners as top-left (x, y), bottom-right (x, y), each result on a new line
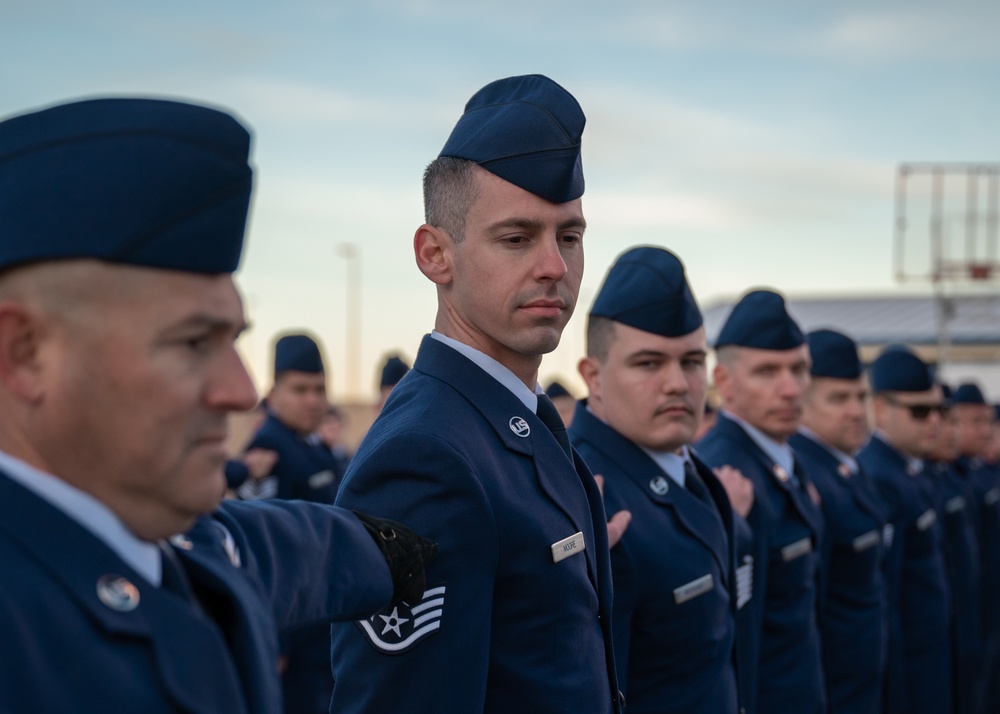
top-left (336, 243), bottom-right (362, 399)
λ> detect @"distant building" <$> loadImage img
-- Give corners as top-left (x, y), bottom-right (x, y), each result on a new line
top-left (703, 293), bottom-right (1000, 398)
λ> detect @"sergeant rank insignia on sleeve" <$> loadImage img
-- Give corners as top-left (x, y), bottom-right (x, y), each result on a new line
top-left (356, 585), bottom-right (446, 654)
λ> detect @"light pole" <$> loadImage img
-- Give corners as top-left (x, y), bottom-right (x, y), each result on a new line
top-left (337, 243), bottom-right (362, 399)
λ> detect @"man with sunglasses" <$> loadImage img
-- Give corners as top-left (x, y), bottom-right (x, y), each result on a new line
top-left (857, 346), bottom-right (951, 714)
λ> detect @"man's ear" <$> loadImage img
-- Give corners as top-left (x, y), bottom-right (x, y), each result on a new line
top-left (712, 362), bottom-right (731, 405)
top-left (0, 302), bottom-right (47, 403)
top-left (414, 224), bottom-right (454, 286)
top-left (578, 356), bottom-right (601, 401)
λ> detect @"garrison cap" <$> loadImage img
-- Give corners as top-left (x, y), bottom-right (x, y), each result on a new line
top-left (953, 383), bottom-right (987, 405)
top-left (714, 289), bottom-right (804, 350)
top-left (870, 345), bottom-right (934, 393)
top-left (940, 383), bottom-right (953, 403)
top-left (545, 381), bottom-right (573, 400)
top-left (379, 355), bottom-right (410, 388)
top-left (439, 74), bottom-right (585, 204)
top-left (274, 333), bottom-right (324, 377)
top-left (0, 97), bottom-right (252, 273)
top-left (807, 329), bottom-right (862, 379)
top-left (589, 246), bottom-right (702, 337)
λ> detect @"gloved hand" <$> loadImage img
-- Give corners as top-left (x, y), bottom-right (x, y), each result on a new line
top-left (353, 511), bottom-right (438, 604)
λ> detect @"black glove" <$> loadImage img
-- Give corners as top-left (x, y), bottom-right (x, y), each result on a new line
top-left (353, 510), bottom-right (438, 604)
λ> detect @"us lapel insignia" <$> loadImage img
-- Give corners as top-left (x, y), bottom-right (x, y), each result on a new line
top-left (649, 476), bottom-right (670, 496)
top-left (97, 574), bottom-right (140, 612)
top-left (838, 463), bottom-right (852, 479)
top-left (509, 416), bottom-right (530, 437)
top-left (772, 464), bottom-right (789, 482)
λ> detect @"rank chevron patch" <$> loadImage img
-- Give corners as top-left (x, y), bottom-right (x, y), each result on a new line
top-left (356, 585), bottom-right (446, 655)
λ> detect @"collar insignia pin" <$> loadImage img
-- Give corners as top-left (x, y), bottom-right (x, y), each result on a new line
top-left (649, 476), bottom-right (670, 495)
top-left (509, 416), bottom-right (530, 437)
top-left (97, 574), bottom-right (140, 612)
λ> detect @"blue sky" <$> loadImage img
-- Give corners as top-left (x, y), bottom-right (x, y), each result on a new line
top-left (4, 1), bottom-right (998, 397)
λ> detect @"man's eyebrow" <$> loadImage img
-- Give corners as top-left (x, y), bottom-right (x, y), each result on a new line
top-left (172, 314), bottom-right (250, 336)
top-left (485, 217), bottom-right (587, 233)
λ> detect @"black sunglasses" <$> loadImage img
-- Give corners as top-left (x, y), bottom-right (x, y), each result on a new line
top-left (881, 393), bottom-right (948, 420)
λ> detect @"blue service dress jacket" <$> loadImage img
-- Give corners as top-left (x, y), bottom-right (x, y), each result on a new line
top-left (240, 413), bottom-right (342, 503)
top-left (857, 434), bottom-right (951, 714)
top-left (924, 460), bottom-right (983, 714)
top-left (569, 403), bottom-right (740, 714)
top-left (955, 456), bottom-right (1000, 713)
top-left (0, 471), bottom-right (392, 714)
top-left (789, 431), bottom-right (888, 714)
top-left (697, 413), bottom-right (826, 714)
top-left (330, 335), bottom-right (621, 714)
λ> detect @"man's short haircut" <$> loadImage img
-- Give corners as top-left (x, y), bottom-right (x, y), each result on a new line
top-left (422, 156), bottom-right (480, 242)
top-left (586, 315), bottom-right (617, 363)
top-left (714, 345), bottom-right (740, 367)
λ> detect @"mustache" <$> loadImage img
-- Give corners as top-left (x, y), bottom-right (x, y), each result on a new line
top-left (654, 400), bottom-right (695, 416)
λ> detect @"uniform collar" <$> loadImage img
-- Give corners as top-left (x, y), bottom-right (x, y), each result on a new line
top-left (797, 426), bottom-right (859, 475)
top-left (431, 330), bottom-right (540, 411)
top-left (722, 410), bottom-right (795, 475)
top-left (872, 430), bottom-right (924, 474)
top-left (639, 444), bottom-right (692, 487)
top-left (0, 449), bottom-right (160, 585)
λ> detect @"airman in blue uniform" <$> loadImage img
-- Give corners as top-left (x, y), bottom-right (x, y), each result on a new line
top-left (951, 382), bottom-right (1000, 712)
top-left (696, 290), bottom-right (826, 714)
top-left (925, 383), bottom-right (983, 714)
top-left (857, 346), bottom-right (951, 714)
top-left (569, 247), bottom-right (746, 714)
top-left (789, 329), bottom-right (888, 714)
top-left (376, 353), bottom-right (410, 412)
top-left (331, 75), bottom-right (624, 713)
top-left (237, 333), bottom-right (351, 712)
top-left (0, 97), bottom-right (433, 714)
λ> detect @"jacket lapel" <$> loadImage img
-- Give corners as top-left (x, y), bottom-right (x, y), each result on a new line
top-left (0, 473), bottom-right (250, 714)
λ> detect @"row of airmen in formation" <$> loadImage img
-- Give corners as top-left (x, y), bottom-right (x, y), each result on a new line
top-left (239, 270), bottom-right (1000, 714)
top-left (3, 73), bottom-right (991, 714)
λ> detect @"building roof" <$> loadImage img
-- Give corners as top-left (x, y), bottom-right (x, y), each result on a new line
top-left (703, 293), bottom-right (1000, 347)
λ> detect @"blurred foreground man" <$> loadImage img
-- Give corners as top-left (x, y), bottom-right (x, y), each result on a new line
top-left (697, 289), bottom-right (826, 714)
top-left (0, 97), bottom-right (433, 714)
top-left (570, 247), bottom-right (746, 713)
top-left (331, 74), bottom-right (625, 713)
top-left (789, 330), bottom-right (888, 714)
top-left (857, 347), bottom-right (950, 714)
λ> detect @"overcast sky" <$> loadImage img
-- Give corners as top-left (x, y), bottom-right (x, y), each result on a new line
top-left (4, 1), bottom-right (998, 397)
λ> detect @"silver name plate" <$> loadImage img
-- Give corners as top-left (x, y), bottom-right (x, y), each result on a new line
top-left (781, 537), bottom-right (812, 562)
top-left (673, 574), bottom-right (715, 605)
top-left (852, 530), bottom-right (881, 552)
top-left (916, 509), bottom-right (937, 531)
top-left (551, 532), bottom-right (586, 563)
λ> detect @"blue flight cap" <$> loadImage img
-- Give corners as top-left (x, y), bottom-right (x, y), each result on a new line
top-left (953, 382), bottom-right (987, 405)
top-left (0, 97), bottom-right (252, 274)
top-left (807, 329), bottom-right (862, 379)
top-left (589, 246), bottom-right (703, 337)
top-left (869, 345), bottom-right (934, 393)
top-left (545, 380), bottom-right (573, 400)
top-left (439, 74), bottom-right (585, 204)
top-left (379, 355), bottom-right (410, 388)
top-left (274, 333), bottom-right (324, 377)
top-left (940, 383), bottom-right (953, 404)
top-left (714, 289), bottom-right (804, 350)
